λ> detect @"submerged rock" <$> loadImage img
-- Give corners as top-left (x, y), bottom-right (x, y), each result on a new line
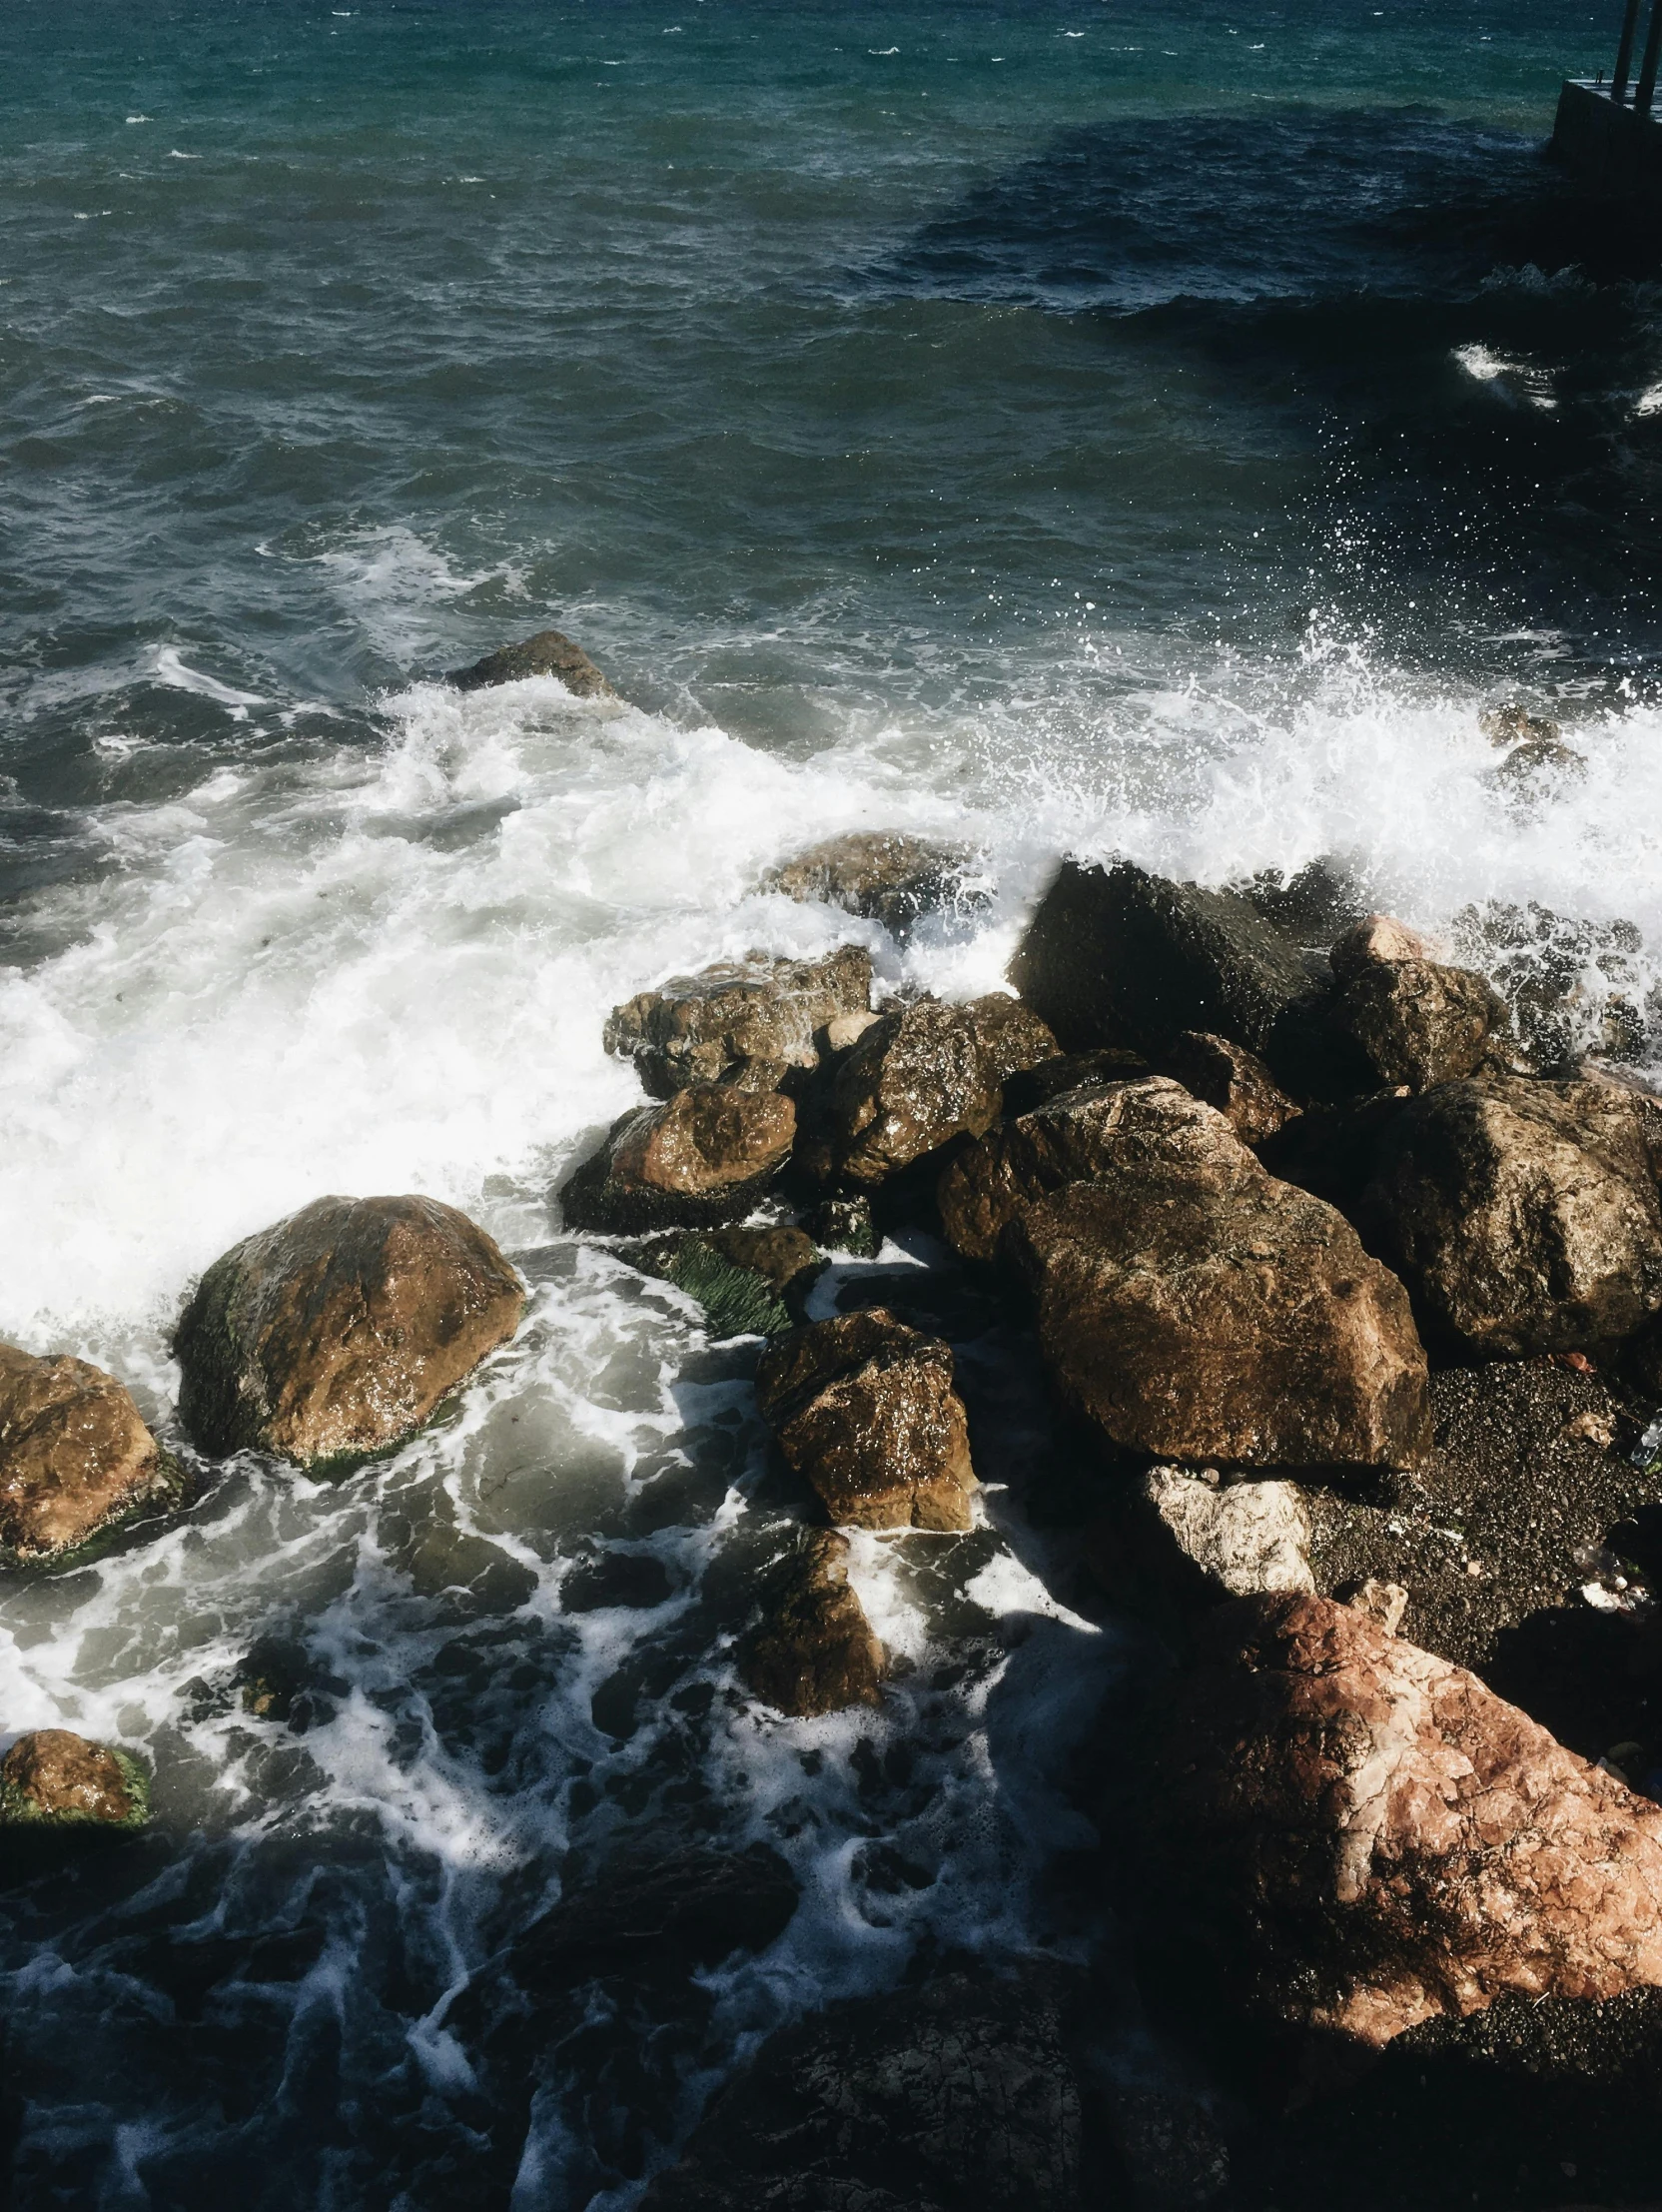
top-left (1161, 1029), bottom-right (1301, 1144)
top-left (1359, 1073), bottom-right (1662, 1357)
top-left (605, 946), bottom-right (873, 1099)
top-left (562, 1087), bottom-right (797, 1235)
top-left (174, 1194), bottom-right (524, 1468)
top-left (0, 1728), bottom-right (147, 1828)
top-left (447, 627), bottom-right (615, 696)
top-left (803, 1194), bottom-right (878, 1258)
top-left (1450, 898), bottom-right (1647, 1072)
top-left (625, 1227), bottom-right (821, 1339)
top-left (1142, 1593), bottom-right (1662, 2054)
top-left (642, 1965), bottom-right (1087, 2212)
top-left (1008, 858), bottom-right (1314, 1058)
top-left (739, 1528), bottom-right (884, 1715)
top-left (761, 830), bottom-right (986, 939)
top-left (1005, 1104), bottom-right (1430, 1469)
top-left (826, 996), bottom-right (1044, 1188)
top-left (0, 1343), bottom-right (172, 1560)
top-left (511, 1841), bottom-right (799, 1991)
top-left (755, 1309), bottom-right (977, 1531)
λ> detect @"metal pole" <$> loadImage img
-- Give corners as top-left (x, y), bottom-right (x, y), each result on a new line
top-left (1637, 0), bottom-right (1662, 111)
top-left (1613, 0), bottom-right (1643, 96)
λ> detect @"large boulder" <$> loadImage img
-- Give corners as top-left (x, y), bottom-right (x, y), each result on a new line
top-left (1358, 1073), bottom-right (1662, 1357)
top-left (1141, 1593), bottom-right (1662, 2053)
top-left (739, 1528), bottom-right (884, 1716)
top-left (642, 1966), bottom-right (1087, 2212)
top-left (174, 1195), bottom-right (525, 1468)
top-left (1322, 926), bottom-right (1511, 1091)
top-left (755, 1310), bottom-right (977, 1531)
top-left (605, 946), bottom-right (873, 1099)
top-left (761, 831), bottom-right (986, 940)
top-left (0, 1728), bottom-right (147, 1828)
top-left (937, 1076), bottom-right (1221, 1265)
top-left (448, 627), bottom-right (614, 696)
top-left (0, 1344), bottom-right (171, 1560)
top-left (1008, 859), bottom-right (1314, 1058)
top-left (1004, 1106), bottom-right (1431, 1469)
top-left (824, 996), bottom-right (1053, 1188)
top-left (561, 1087), bottom-right (797, 1235)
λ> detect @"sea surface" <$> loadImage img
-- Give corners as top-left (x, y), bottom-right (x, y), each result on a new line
top-left (2, 2), bottom-right (1660, 2205)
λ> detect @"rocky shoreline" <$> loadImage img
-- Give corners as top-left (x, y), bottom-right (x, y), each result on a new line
top-left (6, 635), bottom-right (1662, 2205)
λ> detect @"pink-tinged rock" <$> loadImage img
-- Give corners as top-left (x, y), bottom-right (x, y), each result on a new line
top-left (1146, 1593), bottom-right (1662, 2052)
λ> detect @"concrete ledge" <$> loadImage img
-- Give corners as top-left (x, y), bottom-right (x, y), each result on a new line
top-left (1553, 77), bottom-right (1662, 194)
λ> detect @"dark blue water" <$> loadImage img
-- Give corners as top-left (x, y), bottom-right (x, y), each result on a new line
top-left (3, 4), bottom-right (1660, 2206)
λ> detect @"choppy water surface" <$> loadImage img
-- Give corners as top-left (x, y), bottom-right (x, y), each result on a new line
top-left (3, 1), bottom-right (1662, 2203)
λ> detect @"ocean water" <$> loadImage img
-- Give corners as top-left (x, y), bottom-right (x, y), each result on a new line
top-left (2, 1), bottom-right (1661, 2203)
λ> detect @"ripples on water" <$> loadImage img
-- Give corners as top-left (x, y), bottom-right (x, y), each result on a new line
top-left (4, 1), bottom-right (1662, 2203)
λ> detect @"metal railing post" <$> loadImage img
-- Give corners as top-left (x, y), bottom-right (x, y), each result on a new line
top-left (1613, 0), bottom-right (1644, 95)
top-left (1637, 0), bottom-right (1662, 111)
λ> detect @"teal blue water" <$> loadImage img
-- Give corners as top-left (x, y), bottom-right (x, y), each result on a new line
top-left (3, 5), bottom-right (1660, 2207)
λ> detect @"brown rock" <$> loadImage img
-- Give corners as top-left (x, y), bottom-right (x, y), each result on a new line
top-left (1359, 1074), bottom-right (1662, 1356)
top-left (1328, 914), bottom-right (1440, 978)
top-left (605, 946), bottom-right (872, 1099)
top-left (0, 1344), bottom-right (169, 1560)
top-left (174, 1195), bottom-right (525, 1468)
top-left (562, 1087), bottom-right (796, 1234)
top-left (937, 1075), bottom-right (1218, 1265)
top-left (705, 1226), bottom-right (823, 1299)
top-left (1001, 1047), bottom-right (1153, 1116)
top-left (0, 1728), bottom-right (143, 1826)
top-left (827, 998), bottom-right (1004, 1187)
top-left (755, 1310), bottom-right (977, 1531)
top-left (961, 994), bottom-right (1059, 1085)
top-left (1004, 1106), bottom-right (1431, 1468)
top-left (448, 627), bottom-right (614, 697)
top-left (761, 830), bottom-right (986, 940)
top-left (1163, 1030), bottom-right (1301, 1143)
top-left (740, 1529), bottom-right (884, 1715)
top-left (1481, 702), bottom-right (1561, 749)
top-left (1144, 1593), bottom-right (1662, 2051)
top-left (1325, 958), bottom-right (1510, 1091)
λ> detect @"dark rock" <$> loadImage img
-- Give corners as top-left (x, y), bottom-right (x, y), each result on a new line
top-left (825, 999), bottom-right (1006, 1188)
top-left (832, 1269), bottom-right (1000, 1344)
top-left (1239, 857), bottom-right (1365, 945)
top-left (605, 947), bottom-right (874, 1100)
top-left (739, 1528), bottom-right (883, 1715)
top-left (626, 1228), bottom-right (818, 1338)
top-left (561, 1549), bottom-right (675, 1612)
top-left (761, 831), bottom-right (988, 940)
top-left (448, 627), bottom-right (615, 696)
top-left (641, 1965), bottom-right (1088, 2212)
top-left (755, 1310), bottom-right (977, 1531)
top-left (804, 1196), bottom-right (878, 1258)
top-left (0, 1728), bottom-right (147, 1827)
top-left (1161, 1030), bottom-right (1300, 1143)
top-left (561, 1088), bottom-right (797, 1235)
top-left (1008, 858), bottom-right (1315, 1058)
top-left (1001, 1102), bottom-right (1430, 1469)
top-left (1324, 958), bottom-right (1511, 1091)
top-left (1001, 1048), bottom-right (1152, 1118)
top-left (0, 1343), bottom-right (173, 1560)
top-left (1480, 702), bottom-right (1562, 749)
top-left (1449, 899), bottom-right (1647, 1073)
top-left (1140, 1593), bottom-right (1662, 2058)
top-left (961, 995), bottom-right (1060, 1086)
top-left (1357, 1073), bottom-right (1662, 1357)
top-left (512, 1841), bottom-right (799, 1990)
top-left (937, 1076), bottom-right (1217, 1266)
top-left (175, 1195), bottom-right (525, 1468)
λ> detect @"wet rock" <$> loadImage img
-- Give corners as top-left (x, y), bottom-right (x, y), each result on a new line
top-left (962, 994), bottom-right (1060, 1086)
top-left (1358, 1073), bottom-right (1662, 1357)
top-left (1328, 913), bottom-right (1441, 977)
top-left (0, 1343), bottom-right (172, 1560)
top-left (1142, 1593), bottom-right (1662, 2055)
top-left (0, 1728), bottom-right (146, 1827)
top-left (605, 946), bottom-right (873, 1099)
top-left (804, 1195), bottom-right (878, 1258)
top-left (1450, 899), bottom-right (1647, 1073)
top-left (937, 1076), bottom-right (1219, 1266)
top-left (560, 1549), bottom-right (674, 1612)
top-left (1494, 737), bottom-right (1588, 789)
top-left (739, 1528), bottom-right (884, 1715)
top-left (1239, 857), bottom-right (1365, 945)
top-left (755, 1310), bottom-right (977, 1531)
top-left (448, 626), bottom-right (615, 696)
top-left (1001, 1047), bottom-right (1152, 1117)
top-left (1481, 701), bottom-right (1562, 749)
top-left (642, 1965), bottom-right (1088, 2212)
top-left (1002, 1104), bottom-right (1430, 1469)
top-left (825, 998), bottom-right (1008, 1188)
top-left (561, 1087), bottom-right (797, 1235)
top-left (1008, 858), bottom-right (1315, 1058)
top-left (761, 830), bottom-right (987, 940)
top-left (1324, 957), bottom-right (1511, 1091)
top-left (174, 1194), bottom-right (524, 1469)
top-left (1161, 1030), bottom-right (1300, 1144)
top-left (626, 1226), bottom-right (821, 1338)
top-left (511, 1840), bottom-right (799, 1991)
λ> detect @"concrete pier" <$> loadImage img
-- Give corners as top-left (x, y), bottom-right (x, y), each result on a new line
top-left (1553, 79), bottom-right (1662, 195)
